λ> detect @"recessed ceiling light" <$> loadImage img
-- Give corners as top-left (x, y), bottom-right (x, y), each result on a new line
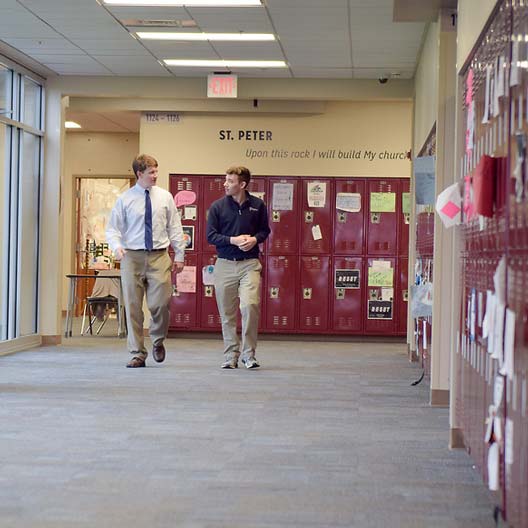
top-left (65, 121), bottom-right (81, 129)
top-left (104, 0), bottom-right (262, 6)
top-left (137, 32), bottom-right (275, 41)
top-left (164, 59), bottom-right (287, 68)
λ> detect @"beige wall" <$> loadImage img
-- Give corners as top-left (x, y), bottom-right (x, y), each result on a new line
top-left (414, 22), bottom-right (439, 153)
top-left (62, 132), bottom-right (138, 308)
top-left (140, 101), bottom-right (412, 189)
top-left (457, 0), bottom-right (497, 72)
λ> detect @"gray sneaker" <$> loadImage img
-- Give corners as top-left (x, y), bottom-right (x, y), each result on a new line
top-left (221, 359), bottom-right (238, 369)
top-left (242, 357), bottom-right (260, 369)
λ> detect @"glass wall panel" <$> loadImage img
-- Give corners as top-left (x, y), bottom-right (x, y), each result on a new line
top-left (18, 131), bottom-right (40, 336)
top-left (22, 77), bottom-right (41, 130)
top-left (0, 123), bottom-right (9, 340)
top-left (0, 65), bottom-right (12, 118)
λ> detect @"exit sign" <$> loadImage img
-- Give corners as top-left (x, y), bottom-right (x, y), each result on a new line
top-left (207, 74), bottom-right (238, 98)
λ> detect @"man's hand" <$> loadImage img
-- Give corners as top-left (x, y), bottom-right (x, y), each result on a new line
top-left (239, 236), bottom-right (257, 252)
top-left (115, 247), bottom-right (127, 260)
top-left (173, 261), bottom-right (185, 273)
top-left (230, 234), bottom-right (250, 247)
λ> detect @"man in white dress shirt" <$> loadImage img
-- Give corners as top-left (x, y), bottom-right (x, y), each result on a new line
top-left (106, 154), bottom-right (185, 368)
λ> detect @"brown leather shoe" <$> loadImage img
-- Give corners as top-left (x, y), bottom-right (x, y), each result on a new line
top-left (152, 343), bottom-right (166, 363)
top-left (126, 357), bottom-right (146, 368)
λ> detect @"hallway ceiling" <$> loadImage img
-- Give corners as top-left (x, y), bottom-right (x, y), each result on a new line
top-left (0, 0), bottom-right (447, 81)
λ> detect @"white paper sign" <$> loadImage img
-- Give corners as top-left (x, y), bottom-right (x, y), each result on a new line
top-left (184, 205), bottom-right (197, 220)
top-left (336, 192), bottom-right (361, 212)
top-left (493, 375), bottom-right (504, 408)
top-left (488, 443), bottom-right (500, 491)
top-left (381, 287), bottom-right (394, 301)
top-left (272, 183), bottom-right (294, 211)
top-left (500, 308), bottom-right (515, 380)
top-left (311, 224), bottom-right (322, 240)
top-left (202, 264), bottom-right (215, 286)
top-left (307, 181), bottom-right (326, 208)
top-left (482, 64), bottom-right (491, 124)
top-left (176, 266), bottom-right (196, 293)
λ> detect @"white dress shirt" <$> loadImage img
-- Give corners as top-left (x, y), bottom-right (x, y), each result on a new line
top-left (106, 184), bottom-right (185, 262)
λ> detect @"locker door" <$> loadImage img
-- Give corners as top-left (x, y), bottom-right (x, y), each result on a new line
top-left (334, 179), bottom-right (365, 255)
top-left (267, 178), bottom-right (299, 255)
top-left (249, 177), bottom-right (268, 255)
top-left (399, 179), bottom-right (410, 256)
top-left (200, 253), bottom-right (221, 330)
top-left (331, 256), bottom-right (363, 333)
top-left (366, 179), bottom-right (399, 255)
top-left (169, 253), bottom-right (198, 329)
top-left (170, 175), bottom-right (201, 253)
top-left (300, 178), bottom-right (333, 254)
top-left (397, 257), bottom-right (408, 335)
top-left (299, 256), bottom-right (329, 331)
top-left (364, 257), bottom-right (396, 334)
top-left (265, 255), bottom-right (297, 331)
top-left (202, 176), bottom-right (226, 253)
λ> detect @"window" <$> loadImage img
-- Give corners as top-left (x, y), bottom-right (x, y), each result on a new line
top-left (0, 61), bottom-right (44, 341)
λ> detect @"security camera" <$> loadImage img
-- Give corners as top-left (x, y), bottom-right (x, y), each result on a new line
top-left (378, 76), bottom-right (388, 84)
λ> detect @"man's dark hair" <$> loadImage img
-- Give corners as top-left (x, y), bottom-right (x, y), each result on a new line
top-left (226, 165), bottom-right (251, 188)
top-left (132, 154), bottom-right (158, 178)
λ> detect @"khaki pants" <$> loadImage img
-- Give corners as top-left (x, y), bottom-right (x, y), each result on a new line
top-left (214, 258), bottom-right (262, 362)
top-left (121, 250), bottom-right (172, 359)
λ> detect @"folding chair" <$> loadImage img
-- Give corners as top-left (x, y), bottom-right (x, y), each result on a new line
top-left (81, 272), bottom-right (124, 336)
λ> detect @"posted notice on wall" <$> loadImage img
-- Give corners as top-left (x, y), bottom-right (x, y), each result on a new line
top-left (272, 182), bottom-right (294, 210)
top-left (307, 181), bottom-right (327, 208)
top-left (176, 266), bottom-right (196, 293)
top-left (336, 192), bottom-right (361, 212)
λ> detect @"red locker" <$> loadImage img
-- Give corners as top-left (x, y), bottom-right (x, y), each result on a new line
top-left (267, 178), bottom-right (300, 255)
top-left (299, 256), bottom-right (329, 331)
top-left (333, 179), bottom-right (365, 255)
top-left (366, 179), bottom-right (399, 255)
top-left (169, 253), bottom-right (198, 329)
top-left (399, 179), bottom-right (411, 256)
top-left (364, 257), bottom-right (396, 334)
top-left (397, 257), bottom-right (408, 335)
top-left (200, 253), bottom-right (222, 330)
top-left (202, 176), bottom-right (226, 253)
top-left (331, 256), bottom-right (363, 333)
top-left (249, 177), bottom-right (268, 255)
top-left (265, 255), bottom-right (297, 331)
top-left (300, 178), bottom-right (333, 254)
top-left (170, 175), bottom-right (201, 253)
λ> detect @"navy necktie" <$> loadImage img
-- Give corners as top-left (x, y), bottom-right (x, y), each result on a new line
top-left (145, 189), bottom-right (153, 250)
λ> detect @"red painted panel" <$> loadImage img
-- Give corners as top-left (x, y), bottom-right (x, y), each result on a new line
top-left (366, 179), bottom-right (399, 255)
top-left (399, 178), bottom-right (410, 256)
top-left (397, 257), bottom-right (408, 334)
top-left (299, 256), bottom-right (329, 331)
top-left (300, 178), bottom-right (333, 254)
top-left (333, 179), bottom-right (365, 255)
top-left (169, 252), bottom-right (198, 329)
top-left (202, 176), bottom-right (226, 253)
top-left (265, 255), bottom-right (297, 331)
top-left (170, 175), bottom-right (201, 254)
top-left (331, 256), bottom-right (363, 332)
top-left (267, 178), bottom-right (299, 255)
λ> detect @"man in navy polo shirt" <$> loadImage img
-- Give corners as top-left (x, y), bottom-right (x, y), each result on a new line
top-left (206, 166), bottom-right (270, 369)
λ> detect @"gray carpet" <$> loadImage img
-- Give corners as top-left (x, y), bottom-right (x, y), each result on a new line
top-left (0, 327), bottom-right (495, 528)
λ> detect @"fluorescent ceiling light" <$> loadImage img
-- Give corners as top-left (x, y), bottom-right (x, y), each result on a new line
top-left (137, 32), bottom-right (275, 41)
top-left (164, 59), bottom-right (286, 68)
top-left (104, 0), bottom-right (262, 6)
top-left (65, 121), bottom-right (81, 129)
